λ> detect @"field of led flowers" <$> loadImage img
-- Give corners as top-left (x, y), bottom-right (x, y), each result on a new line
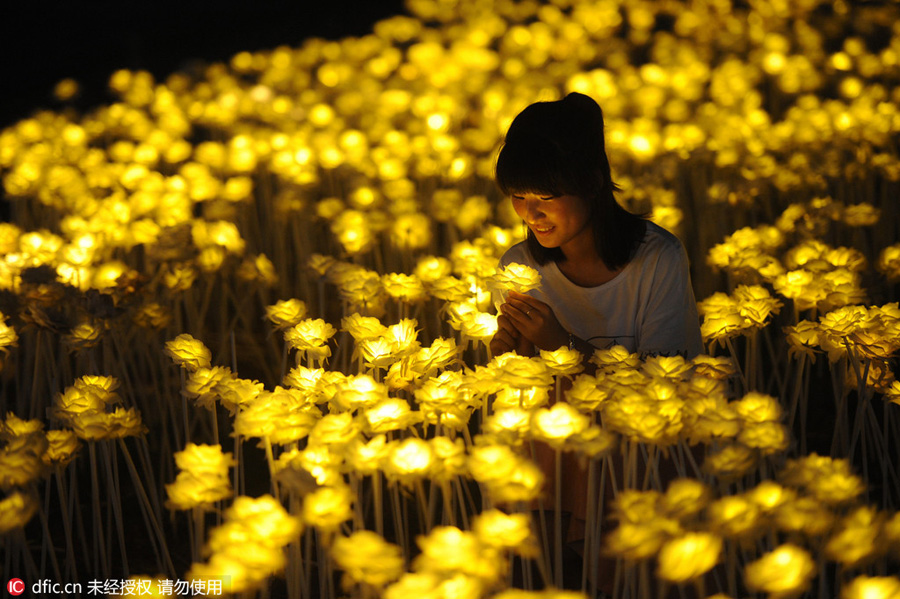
top-left (1, 0), bottom-right (900, 598)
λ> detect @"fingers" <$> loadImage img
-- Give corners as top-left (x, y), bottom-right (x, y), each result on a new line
top-left (501, 294), bottom-right (545, 325)
top-left (490, 327), bottom-right (517, 356)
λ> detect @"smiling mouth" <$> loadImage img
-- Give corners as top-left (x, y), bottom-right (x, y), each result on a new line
top-left (532, 226), bottom-right (553, 234)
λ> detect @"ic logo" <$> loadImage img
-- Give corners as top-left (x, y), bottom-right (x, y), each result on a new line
top-left (7, 579), bottom-right (25, 596)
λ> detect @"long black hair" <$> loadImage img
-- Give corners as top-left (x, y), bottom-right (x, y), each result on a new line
top-left (495, 92), bottom-right (646, 270)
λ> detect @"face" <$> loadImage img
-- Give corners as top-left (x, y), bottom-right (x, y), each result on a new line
top-left (510, 191), bottom-right (593, 255)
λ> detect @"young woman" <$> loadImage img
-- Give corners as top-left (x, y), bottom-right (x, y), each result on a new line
top-left (490, 92), bottom-right (703, 360)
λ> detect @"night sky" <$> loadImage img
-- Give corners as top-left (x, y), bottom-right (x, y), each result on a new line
top-left (1, 0), bottom-right (408, 130)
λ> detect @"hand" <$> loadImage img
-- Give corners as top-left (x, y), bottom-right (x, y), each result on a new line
top-left (490, 312), bottom-right (534, 357)
top-left (499, 291), bottom-right (569, 351)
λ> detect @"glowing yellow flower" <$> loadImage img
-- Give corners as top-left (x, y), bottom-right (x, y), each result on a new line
top-left (338, 269), bottom-right (388, 317)
top-left (133, 302), bottom-right (171, 329)
top-left (414, 526), bottom-right (502, 583)
top-left (413, 336), bottom-right (461, 376)
top-left (495, 354), bottom-right (553, 389)
top-left (164, 334), bottom-right (211, 371)
top-left (0, 491), bottom-right (38, 534)
top-left (784, 320), bottom-right (820, 361)
top-left (303, 485), bottom-right (353, 532)
top-left (188, 552), bottom-right (258, 594)
top-left (660, 479), bottom-right (710, 521)
top-left (773, 269), bottom-right (822, 312)
top-left (309, 412), bottom-right (360, 448)
top-left (842, 576), bottom-right (900, 599)
top-left (569, 425), bottom-right (617, 459)
top-left (642, 354), bottom-right (691, 379)
top-left (265, 298), bottom-right (308, 330)
top-left (284, 318), bottom-right (336, 364)
top-left (565, 374), bottom-right (607, 411)
top-left (163, 263), bottom-right (197, 291)
top-left (691, 355), bottom-right (736, 379)
top-left (184, 366), bottom-right (236, 409)
top-left (390, 213), bottom-right (432, 251)
top-left (384, 437), bottom-right (434, 485)
top-left (461, 310), bottom-right (499, 344)
top-left (0, 314), bottom-right (19, 353)
top-left (346, 435), bottom-right (389, 476)
top-left (708, 495), bottom-right (761, 540)
top-left (216, 377), bottom-right (265, 414)
top-left (166, 443), bottom-right (234, 510)
top-left (384, 318), bottom-right (421, 357)
top-left (747, 480), bottom-right (796, 514)
top-left (744, 544), bottom-right (816, 598)
top-left (702, 444), bottom-right (756, 483)
top-left (473, 509), bottom-right (538, 557)
top-left (0, 413), bottom-right (42, 439)
top-left (382, 273), bottom-right (427, 303)
top-left (700, 305), bottom-right (750, 343)
top-left (332, 374), bottom-right (389, 411)
top-left (364, 398), bottom-right (423, 433)
top-left (234, 387), bottom-right (320, 445)
top-left (780, 454), bottom-right (865, 506)
top-left (539, 346), bottom-right (583, 377)
top-left (490, 262), bottom-right (542, 294)
top-left (468, 444), bottom-right (544, 504)
top-left (484, 408), bottom-right (532, 446)
top-left (331, 209), bottom-right (374, 255)
top-left (774, 496), bottom-right (833, 537)
top-left (493, 385), bottom-right (549, 411)
top-left (343, 313), bottom-right (386, 342)
top-left (656, 532), bottom-right (722, 583)
top-left (418, 437), bottom-right (461, 484)
top-left (605, 520), bottom-right (676, 562)
top-left (0, 435), bottom-right (46, 488)
top-left (530, 402), bottom-right (590, 449)
top-left (737, 421), bottom-right (789, 455)
top-left (591, 344), bottom-right (641, 372)
top-left (332, 530), bottom-right (404, 588)
top-left (825, 506), bottom-right (886, 567)
top-left (876, 244), bottom-right (900, 281)
top-left (413, 256), bottom-right (451, 285)
top-left (41, 429), bottom-right (81, 467)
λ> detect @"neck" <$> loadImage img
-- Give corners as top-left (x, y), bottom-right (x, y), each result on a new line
top-left (560, 229), bottom-right (601, 268)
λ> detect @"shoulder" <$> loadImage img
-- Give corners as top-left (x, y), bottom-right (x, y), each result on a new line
top-left (635, 222), bottom-right (688, 265)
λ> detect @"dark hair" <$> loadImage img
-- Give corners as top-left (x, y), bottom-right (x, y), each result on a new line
top-left (495, 92), bottom-right (646, 270)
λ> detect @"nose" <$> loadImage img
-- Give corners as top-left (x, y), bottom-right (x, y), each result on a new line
top-left (523, 198), bottom-right (544, 222)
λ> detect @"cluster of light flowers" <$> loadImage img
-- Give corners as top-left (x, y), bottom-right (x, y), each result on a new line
top-left (0, 413), bottom-right (80, 534)
top-left (52, 375), bottom-right (145, 441)
top-left (1, 0), bottom-right (899, 596)
top-left (605, 455), bottom-right (900, 596)
top-left (187, 494), bottom-right (302, 593)
top-left (707, 198), bottom-right (877, 316)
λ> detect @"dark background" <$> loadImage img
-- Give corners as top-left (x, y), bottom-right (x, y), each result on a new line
top-left (1, 0), bottom-right (408, 131)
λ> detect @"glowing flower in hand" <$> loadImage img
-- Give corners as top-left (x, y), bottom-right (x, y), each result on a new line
top-left (490, 262), bottom-right (541, 294)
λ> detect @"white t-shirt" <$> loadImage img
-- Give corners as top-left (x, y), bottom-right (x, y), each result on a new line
top-left (499, 221), bottom-right (704, 358)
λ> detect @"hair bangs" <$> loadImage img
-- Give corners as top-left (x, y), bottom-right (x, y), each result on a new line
top-left (495, 139), bottom-right (573, 198)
